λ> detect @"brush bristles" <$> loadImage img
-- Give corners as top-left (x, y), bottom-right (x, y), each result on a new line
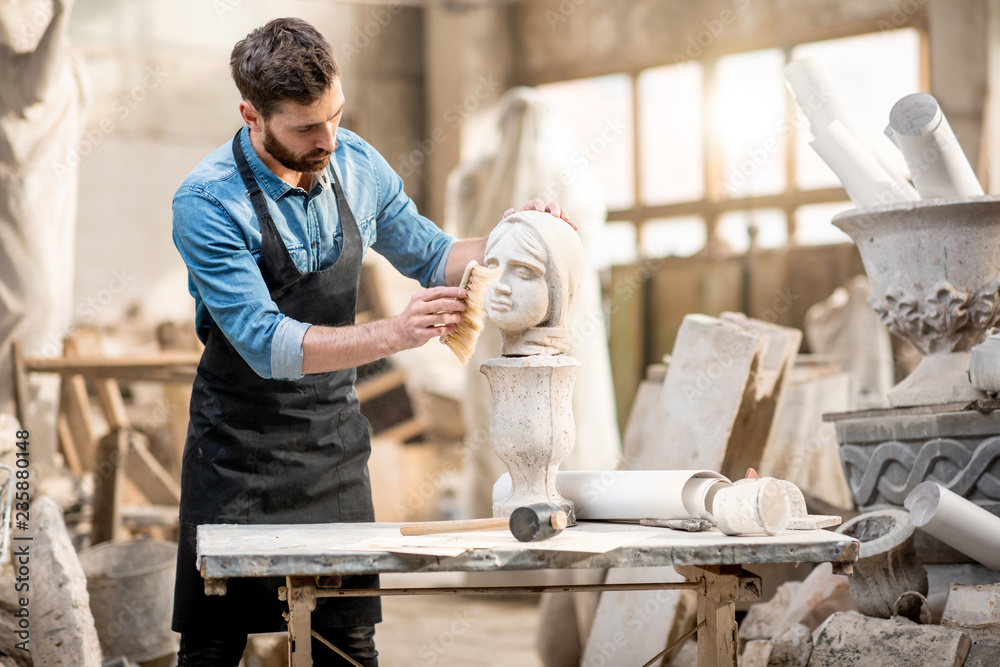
top-left (442, 262), bottom-right (499, 364)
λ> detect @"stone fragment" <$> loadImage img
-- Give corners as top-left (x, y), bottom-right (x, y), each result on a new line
top-left (742, 639), bottom-right (774, 667)
top-left (940, 583), bottom-right (1000, 642)
top-left (768, 623), bottom-right (811, 667)
top-left (33, 496), bottom-right (103, 666)
top-left (740, 581), bottom-right (802, 651)
top-left (809, 611), bottom-right (970, 667)
top-left (961, 638), bottom-right (1000, 667)
top-left (774, 563), bottom-right (856, 636)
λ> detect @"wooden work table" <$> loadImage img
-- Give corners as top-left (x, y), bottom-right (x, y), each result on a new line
top-left (197, 521), bottom-right (859, 667)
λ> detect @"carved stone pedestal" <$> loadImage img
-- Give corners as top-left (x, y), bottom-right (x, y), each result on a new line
top-left (829, 403), bottom-right (1000, 563)
top-left (482, 355), bottom-right (580, 522)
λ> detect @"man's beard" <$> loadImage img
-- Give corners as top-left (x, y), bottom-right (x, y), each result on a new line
top-left (262, 129), bottom-right (331, 173)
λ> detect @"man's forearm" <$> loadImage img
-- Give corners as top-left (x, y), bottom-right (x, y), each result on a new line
top-left (300, 319), bottom-right (403, 374)
top-left (300, 285), bottom-right (468, 374)
top-left (444, 237), bottom-right (487, 286)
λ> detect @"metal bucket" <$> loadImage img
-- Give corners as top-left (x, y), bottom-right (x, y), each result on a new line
top-left (79, 540), bottom-right (179, 662)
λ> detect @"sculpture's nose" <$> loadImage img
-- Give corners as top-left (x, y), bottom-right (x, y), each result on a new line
top-left (495, 280), bottom-right (511, 295)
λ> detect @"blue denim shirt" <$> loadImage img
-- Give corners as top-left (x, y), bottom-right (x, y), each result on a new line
top-left (172, 125), bottom-right (455, 380)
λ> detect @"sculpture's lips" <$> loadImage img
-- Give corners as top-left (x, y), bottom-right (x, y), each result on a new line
top-left (490, 298), bottom-right (513, 312)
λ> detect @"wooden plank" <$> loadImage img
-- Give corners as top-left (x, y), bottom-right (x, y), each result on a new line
top-left (56, 411), bottom-right (83, 476)
top-left (125, 432), bottom-right (181, 506)
top-left (59, 373), bottom-right (96, 470)
top-left (355, 367), bottom-right (407, 404)
top-left (676, 565), bottom-right (761, 667)
top-left (608, 262), bottom-right (648, 431)
top-left (10, 340), bottom-right (29, 429)
top-left (91, 428), bottom-right (128, 545)
top-left (21, 354), bottom-right (200, 382)
top-left (374, 417), bottom-right (427, 444)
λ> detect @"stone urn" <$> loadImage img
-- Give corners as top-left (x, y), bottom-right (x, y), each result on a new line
top-left (833, 196), bottom-right (1000, 407)
top-left (481, 354), bottom-right (580, 523)
top-left (834, 509), bottom-right (928, 619)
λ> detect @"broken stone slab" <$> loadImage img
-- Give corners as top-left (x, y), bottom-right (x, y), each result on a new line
top-left (809, 611), bottom-right (970, 667)
top-left (33, 496), bottom-right (103, 667)
top-left (940, 582), bottom-right (1000, 642)
top-left (640, 313), bottom-right (801, 479)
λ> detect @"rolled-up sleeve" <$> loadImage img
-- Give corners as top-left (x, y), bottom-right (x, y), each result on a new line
top-left (172, 188), bottom-right (289, 379)
top-left (367, 147), bottom-right (455, 287)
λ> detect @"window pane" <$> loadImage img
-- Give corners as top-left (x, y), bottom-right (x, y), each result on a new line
top-left (535, 75), bottom-right (635, 210)
top-left (795, 202), bottom-right (853, 245)
top-left (638, 62), bottom-right (704, 205)
top-left (791, 29), bottom-right (921, 190)
top-left (717, 209), bottom-right (787, 253)
top-left (640, 217), bottom-right (705, 258)
top-left (713, 49), bottom-right (787, 198)
top-left (593, 221), bottom-right (638, 268)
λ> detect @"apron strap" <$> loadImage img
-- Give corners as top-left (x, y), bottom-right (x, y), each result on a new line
top-left (231, 129), bottom-right (302, 290)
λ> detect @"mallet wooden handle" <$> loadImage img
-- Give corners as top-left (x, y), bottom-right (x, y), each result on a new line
top-left (400, 517), bottom-right (510, 536)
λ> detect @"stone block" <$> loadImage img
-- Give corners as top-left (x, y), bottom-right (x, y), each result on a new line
top-left (33, 496), bottom-right (103, 666)
top-left (809, 611), bottom-right (970, 667)
top-left (961, 638), bottom-right (1000, 667)
top-left (940, 582), bottom-right (1000, 642)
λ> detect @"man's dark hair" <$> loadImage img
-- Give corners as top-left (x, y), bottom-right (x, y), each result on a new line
top-left (230, 17), bottom-right (341, 119)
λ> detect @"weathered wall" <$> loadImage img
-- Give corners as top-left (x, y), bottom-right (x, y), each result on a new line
top-left (66, 0), bottom-right (423, 327)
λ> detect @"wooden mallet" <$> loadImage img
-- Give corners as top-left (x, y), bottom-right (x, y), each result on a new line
top-left (400, 503), bottom-right (569, 542)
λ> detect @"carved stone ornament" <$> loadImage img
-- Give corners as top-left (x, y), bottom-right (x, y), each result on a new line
top-left (833, 195), bottom-right (1000, 407)
top-left (841, 436), bottom-right (1000, 507)
top-left (868, 279), bottom-right (1000, 355)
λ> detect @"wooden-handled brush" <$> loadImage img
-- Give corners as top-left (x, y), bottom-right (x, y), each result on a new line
top-left (441, 260), bottom-right (498, 364)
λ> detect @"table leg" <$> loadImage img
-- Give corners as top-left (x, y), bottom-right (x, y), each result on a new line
top-left (675, 565), bottom-right (761, 667)
top-left (282, 576), bottom-right (317, 667)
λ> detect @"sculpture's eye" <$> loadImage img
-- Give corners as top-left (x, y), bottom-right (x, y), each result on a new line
top-left (485, 257), bottom-right (499, 269)
top-left (516, 266), bottom-right (536, 281)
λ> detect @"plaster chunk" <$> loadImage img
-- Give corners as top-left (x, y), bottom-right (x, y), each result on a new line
top-left (32, 496), bottom-right (103, 666)
top-left (940, 583), bottom-right (1000, 643)
top-left (809, 611), bottom-right (970, 667)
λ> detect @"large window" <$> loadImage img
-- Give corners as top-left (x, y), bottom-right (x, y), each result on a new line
top-left (535, 28), bottom-right (923, 265)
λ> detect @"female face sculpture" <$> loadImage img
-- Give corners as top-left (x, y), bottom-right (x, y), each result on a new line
top-left (484, 210), bottom-right (584, 356)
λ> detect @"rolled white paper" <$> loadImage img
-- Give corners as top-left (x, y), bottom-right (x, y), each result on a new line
top-left (785, 58), bottom-right (913, 190)
top-left (905, 481), bottom-right (1000, 573)
top-left (889, 93), bottom-right (984, 199)
top-left (492, 470), bottom-right (732, 521)
top-left (810, 120), bottom-right (918, 207)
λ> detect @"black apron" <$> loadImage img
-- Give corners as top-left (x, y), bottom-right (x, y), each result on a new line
top-left (172, 130), bottom-right (380, 635)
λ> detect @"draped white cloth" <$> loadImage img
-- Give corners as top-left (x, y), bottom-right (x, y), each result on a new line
top-left (445, 86), bottom-right (622, 518)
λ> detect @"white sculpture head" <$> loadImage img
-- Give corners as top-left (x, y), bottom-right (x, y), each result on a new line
top-left (0, 0), bottom-right (55, 53)
top-left (484, 210), bottom-right (584, 356)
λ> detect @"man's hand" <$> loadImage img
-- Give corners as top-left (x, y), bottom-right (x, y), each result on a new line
top-left (503, 198), bottom-right (578, 231)
top-left (391, 286), bottom-right (467, 350)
